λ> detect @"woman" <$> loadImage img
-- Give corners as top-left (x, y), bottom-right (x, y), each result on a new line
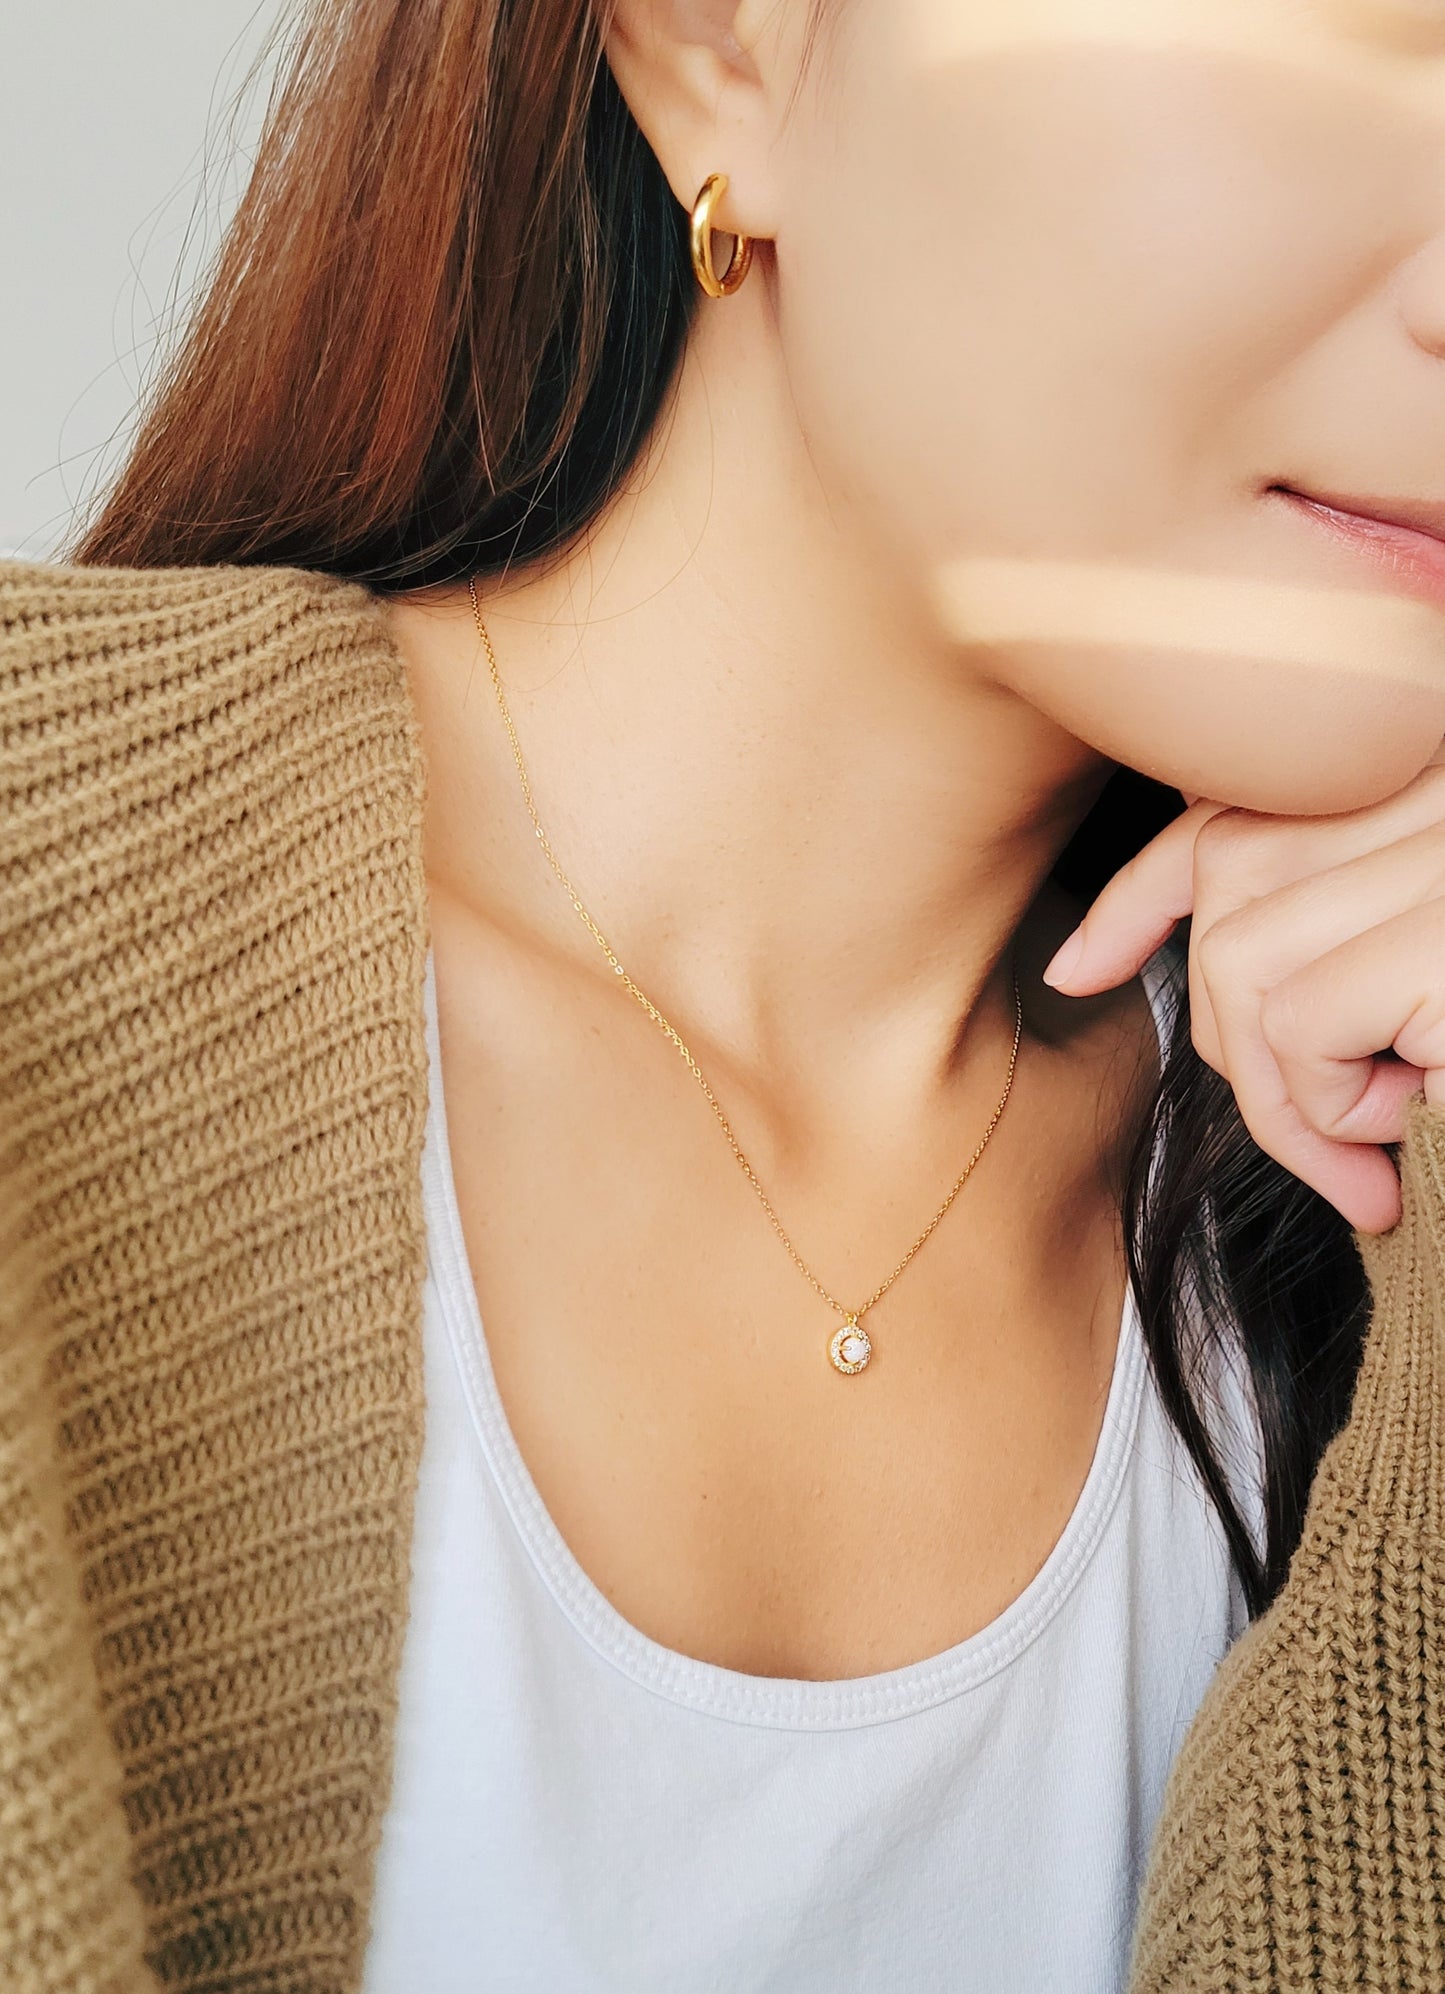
top-left (4, 0), bottom-right (1445, 1989)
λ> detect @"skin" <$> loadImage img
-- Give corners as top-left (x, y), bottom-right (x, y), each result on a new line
top-left (383, 0), bottom-right (1445, 1678)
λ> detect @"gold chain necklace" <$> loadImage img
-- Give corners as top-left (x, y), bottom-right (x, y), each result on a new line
top-left (467, 575), bottom-right (1024, 1376)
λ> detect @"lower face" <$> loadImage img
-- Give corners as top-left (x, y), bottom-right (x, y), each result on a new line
top-left (777, 0), bottom-right (1445, 812)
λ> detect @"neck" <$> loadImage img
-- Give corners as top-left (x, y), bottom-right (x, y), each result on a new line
top-left (386, 298), bottom-right (1118, 1132)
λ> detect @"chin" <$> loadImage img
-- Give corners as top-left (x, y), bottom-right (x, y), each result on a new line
top-left (1158, 712), bottom-right (1444, 818)
top-left (1019, 642), bottom-right (1445, 820)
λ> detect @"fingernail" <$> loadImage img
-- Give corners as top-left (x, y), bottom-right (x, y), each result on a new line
top-left (1041, 927), bottom-right (1085, 990)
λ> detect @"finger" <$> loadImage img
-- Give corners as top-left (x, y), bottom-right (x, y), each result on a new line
top-left (1195, 948), bottom-right (1414, 1234)
top-left (1197, 904), bottom-right (1445, 1232)
top-left (1259, 901), bottom-right (1445, 1133)
top-left (1042, 798), bottom-right (1231, 992)
top-left (1183, 762), bottom-right (1445, 915)
top-left (1047, 762), bottom-right (1445, 995)
top-left (1189, 812), bottom-right (1445, 1076)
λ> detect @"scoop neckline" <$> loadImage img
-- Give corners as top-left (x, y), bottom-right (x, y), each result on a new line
top-left (419, 940), bottom-right (1178, 1730)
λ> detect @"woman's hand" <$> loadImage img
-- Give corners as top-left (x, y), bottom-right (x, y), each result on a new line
top-left (1040, 754), bottom-right (1445, 1234)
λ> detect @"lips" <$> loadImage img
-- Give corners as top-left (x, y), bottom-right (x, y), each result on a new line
top-left (1268, 481), bottom-right (1445, 610)
top-left (1271, 483), bottom-right (1445, 549)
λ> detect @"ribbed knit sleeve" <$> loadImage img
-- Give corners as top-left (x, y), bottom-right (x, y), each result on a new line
top-left (0, 1140), bottom-right (158, 1994)
top-left (1127, 1084), bottom-right (1445, 1990)
top-left (0, 557), bottom-right (431, 1994)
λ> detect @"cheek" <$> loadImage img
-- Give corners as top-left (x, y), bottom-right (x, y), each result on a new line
top-left (783, 41), bottom-right (1411, 555)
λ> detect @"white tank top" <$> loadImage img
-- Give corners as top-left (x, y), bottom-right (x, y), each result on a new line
top-left (362, 938), bottom-right (1265, 1994)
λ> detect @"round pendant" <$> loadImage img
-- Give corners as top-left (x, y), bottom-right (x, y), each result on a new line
top-left (829, 1319), bottom-right (872, 1375)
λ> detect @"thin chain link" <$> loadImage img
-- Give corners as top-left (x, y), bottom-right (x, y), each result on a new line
top-left (467, 574), bottom-right (1024, 1327)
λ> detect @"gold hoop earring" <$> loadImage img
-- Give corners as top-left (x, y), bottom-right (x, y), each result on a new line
top-left (689, 172), bottom-right (754, 298)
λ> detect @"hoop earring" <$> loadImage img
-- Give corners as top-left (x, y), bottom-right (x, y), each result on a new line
top-left (689, 172), bottom-right (754, 298)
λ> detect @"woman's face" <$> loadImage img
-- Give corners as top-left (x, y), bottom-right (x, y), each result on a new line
top-left (772, 0), bottom-right (1445, 810)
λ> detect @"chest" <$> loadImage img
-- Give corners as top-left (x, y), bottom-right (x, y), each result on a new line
top-left (424, 929), bottom-right (1144, 1682)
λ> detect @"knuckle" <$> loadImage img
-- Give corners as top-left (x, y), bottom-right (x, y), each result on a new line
top-left (1192, 806), bottom-right (1254, 860)
top-left (1412, 977), bottom-right (1445, 1043)
top-left (1193, 909), bottom-right (1254, 981)
top-left (1191, 808), bottom-right (1276, 892)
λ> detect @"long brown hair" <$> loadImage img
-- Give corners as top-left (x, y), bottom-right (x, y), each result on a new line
top-left (73, 0), bottom-right (691, 584)
top-left (70, 0), bottom-right (1370, 1619)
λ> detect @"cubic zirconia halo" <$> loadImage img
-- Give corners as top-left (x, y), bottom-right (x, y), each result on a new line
top-left (829, 1321), bottom-right (872, 1374)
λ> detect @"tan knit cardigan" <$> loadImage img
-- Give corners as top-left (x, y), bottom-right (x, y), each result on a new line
top-left (1, 554), bottom-right (1443, 1994)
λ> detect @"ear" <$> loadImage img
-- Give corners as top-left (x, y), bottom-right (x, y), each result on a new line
top-left (601, 0), bottom-right (786, 238)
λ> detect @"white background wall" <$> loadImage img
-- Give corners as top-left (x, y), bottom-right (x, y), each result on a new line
top-left (2, 3), bottom-right (290, 557)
